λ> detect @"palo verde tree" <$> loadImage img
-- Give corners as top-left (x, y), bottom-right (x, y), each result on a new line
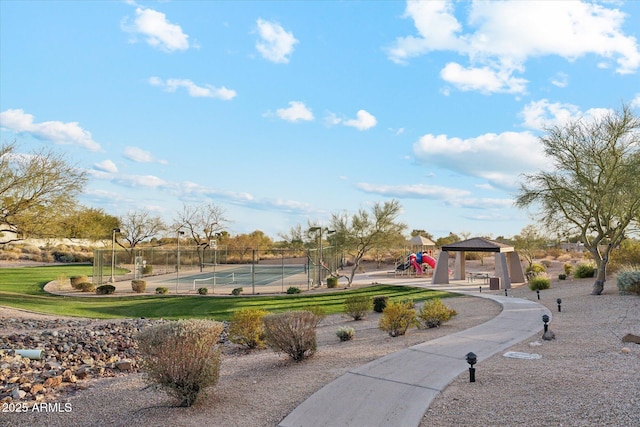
top-left (117, 209), bottom-right (166, 262)
top-left (0, 141), bottom-right (87, 243)
top-left (512, 224), bottom-right (547, 268)
top-left (330, 199), bottom-right (406, 286)
top-left (515, 105), bottom-right (640, 295)
top-left (175, 203), bottom-right (228, 270)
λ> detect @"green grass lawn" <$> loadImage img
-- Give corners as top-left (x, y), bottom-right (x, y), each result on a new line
top-left (0, 265), bottom-right (458, 321)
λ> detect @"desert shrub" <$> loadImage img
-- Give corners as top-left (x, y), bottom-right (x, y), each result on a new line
top-left (558, 274), bottom-right (567, 280)
top-left (557, 254), bottom-right (572, 263)
top-left (563, 263), bottom-right (573, 275)
top-left (373, 295), bottom-right (389, 313)
top-left (137, 319), bottom-right (224, 407)
top-left (574, 262), bottom-right (596, 278)
top-left (545, 248), bottom-right (563, 259)
top-left (609, 239), bottom-right (640, 272)
top-left (344, 295), bottom-right (372, 320)
top-left (263, 311), bottom-right (319, 361)
top-left (229, 308), bottom-right (269, 349)
top-left (197, 287), bottom-right (208, 295)
top-left (77, 282), bottom-right (95, 292)
top-left (232, 287), bottom-right (243, 296)
top-left (526, 263), bottom-right (546, 276)
top-left (286, 286), bottom-right (301, 294)
top-left (528, 276), bottom-right (551, 291)
top-left (56, 273), bottom-right (68, 287)
top-left (156, 287), bottom-right (168, 294)
top-left (326, 276), bottom-right (338, 288)
top-left (379, 301), bottom-right (416, 337)
top-left (70, 275), bottom-right (89, 290)
top-left (540, 259), bottom-right (552, 268)
top-left (96, 284), bottom-right (115, 295)
top-left (616, 266), bottom-right (640, 295)
top-left (306, 305), bottom-right (326, 325)
top-left (416, 298), bottom-right (457, 328)
top-left (142, 265), bottom-right (153, 275)
top-left (131, 279), bottom-right (146, 293)
top-left (336, 326), bottom-right (355, 342)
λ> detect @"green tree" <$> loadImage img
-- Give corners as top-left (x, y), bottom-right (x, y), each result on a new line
top-left (435, 232), bottom-right (460, 248)
top-left (330, 200), bottom-right (406, 286)
top-left (516, 105), bottom-right (640, 295)
top-left (56, 207), bottom-right (119, 241)
top-left (0, 142), bottom-right (87, 243)
top-left (512, 224), bottom-right (547, 268)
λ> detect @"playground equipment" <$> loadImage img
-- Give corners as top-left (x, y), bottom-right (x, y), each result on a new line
top-left (396, 252), bottom-right (436, 275)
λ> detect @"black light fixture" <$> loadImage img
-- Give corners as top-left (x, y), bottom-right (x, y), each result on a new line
top-left (542, 314), bottom-right (550, 333)
top-left (479, 286), bottom-right (482, 293)
top-left (504, 289), bottom-right (508, 296)
top-left (556, 298), bottom-right (562, 312)
top-left (465, 351), bottom-right (477, 383)
top-left (536, 290), bottom-right (540, 300)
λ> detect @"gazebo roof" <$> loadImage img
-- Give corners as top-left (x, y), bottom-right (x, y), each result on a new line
top-left (441, 237), bottom-right (513, 253)
top-left (408, 235), bottom-right (436, 246)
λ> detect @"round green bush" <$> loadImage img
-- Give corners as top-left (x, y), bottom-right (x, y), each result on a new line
top-left (373, 296), bottom-right (389, 313)
top-left (231, 287), bottom-right (243, 296)
top-left (526, 263), bottom-right (546, 276)
top-left (326, 277), bottom-right (338, 288)
top-left (286, 286), bottom-right (301, 294)
top-left (574, 263), bottom-right (596, 278)
top-left (78, 282), bottom-right (95, 292)
top-left (528, 276), bottom-right (551, 291)
top-left (156, 286), bottom-right (169, 294)
top-left (96, 284), bottom-right (116, 295)
top-left (142, 265), bottom-right (153, 275)
top-left (198, 287), bottom-right (208, 295)
top-left (558, 274), bottom-right (567, 280)
top-left (131, 279), bottom-right (146, 293)
top-left (70, 275), bottom-right (89, 290)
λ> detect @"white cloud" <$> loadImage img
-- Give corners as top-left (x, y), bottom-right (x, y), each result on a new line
top-left (0, 108), bottom-right (101, 151)
top-left (440, 62), bottom-right (528, 94)
top-left (550, 72), bottom-right (569, 88)
top-left (94, 159), bottom-right (118, 173)
top-left (276, 101), bottom-right (314, 122)
top-left (520, 99), bottom-right (581, 131)
top-left (255, 19), bottom-right (298, 63)
top-left (631, 93), bottom-right (640, 109)
top-left (123, 146), bottom-right (167, 164)
top-left (357, 182), bottom-right (470, 200)
top-left (149, 77), bottom-right (236, 100)
top-left (343, 110), bottom-right (377, 130)
top-left (412, 130), bottom-right (548, 189)
top-left (116, 174), bottom-right (168, 188)
top-left (388, 0), bottom-right (640, 94)
top-left (123, 7), bottom-right (189, 52)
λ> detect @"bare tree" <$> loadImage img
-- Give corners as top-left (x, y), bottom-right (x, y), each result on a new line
top-left (516, 105), bottom-right (640, 295)
top-left (175, 203), bottom-right (228, 270)
top-left (117, 210), bottom-right (166, 261)
top-left (0, 142), bottom-right (87, 243)
top-left (330, 200), bottom-right (406, 286)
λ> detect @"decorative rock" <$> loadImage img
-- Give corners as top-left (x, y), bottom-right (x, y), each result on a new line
top-left (116, 360), bottom-right (133, 371)
top-left (621, 347), bottom-right (631, 354)
top-left (12, 388), bottom-right (26, 400)
top-left (43, 376), bottom-right (62, 388)
top-left (542, 329), bottom-right (556, 341)
top-left (621, 333), bottom-right (640, 344)
top-left (30, 383), bottom-right (45, 394)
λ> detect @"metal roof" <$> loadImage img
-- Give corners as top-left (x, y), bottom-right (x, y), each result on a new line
top-left (440, 237), bottom-right (514, 253)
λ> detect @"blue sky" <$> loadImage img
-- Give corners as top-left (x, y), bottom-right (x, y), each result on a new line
top-left (1, 0), bottom-right (639, 241)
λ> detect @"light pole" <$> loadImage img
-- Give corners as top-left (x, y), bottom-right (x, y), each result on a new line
top-left (309, 227), bottom-right (322, 286)
top-left (110, 228), bottom-right (120, 283)
top-left (176, 230), bottom-right (185, 294)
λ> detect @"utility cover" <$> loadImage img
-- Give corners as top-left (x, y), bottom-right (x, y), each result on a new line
top-left (503, 351), bottom-right (542, 360)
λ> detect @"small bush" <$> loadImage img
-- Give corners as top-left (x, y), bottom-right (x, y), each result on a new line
top-left (70, 275), bottom-right (89, 290)
top-left (96, 284), bottom-right (115, 295)
top-left (306, 305), bottom-right (326, 326)
top-left (528, 276), bottom-right (551, 290)
top-left (336, 326), bottom-right (355, 342)
top-left (616, 267), bottom-right (640, 295)
top-left (263, 311), bottom-right (319, 361)
top-left (344, 295), bottom-right (372, 320)
top-left (229, 308), bottom-right (269, 349)
top-left (558, 274), bottom-right (567, 280)
top-left (574, 263), bottom-right (596, 278)
top-left (78, 282), bottom-right (95, 292)
top-left (142, 265), bottom-right (153, 275)
top-left (131, 279), bottom-right (146, 293)
top-left (137, 319), bottom-right (224, 407)
top-left (416, 298), bottom-right (457, 328)
top-left (286, 286), bottom-right (301, 294)
top-left (156, 286), bottom-right (169, 294)
top-left (232, 287), bottom-right (243, 296)
top-left (379, 301), bottom-right (416, 337)
top-left (563, 263), bottom-right (573, 276)
top-left (373, 295), bottom-right (389, 313)
top-left (197, 287), bottom-right (208, 295)
top-left (326, 277), bottom-right (338, 288)
top-left (526, 263), bottom-right (546, 276)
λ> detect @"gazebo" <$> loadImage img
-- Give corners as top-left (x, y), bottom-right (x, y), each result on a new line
top-left (431, 237), bottom-right (525, 289)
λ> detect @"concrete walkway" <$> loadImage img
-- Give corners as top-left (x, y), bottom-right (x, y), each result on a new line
top-left (279, 290), bottom-right (551, 427)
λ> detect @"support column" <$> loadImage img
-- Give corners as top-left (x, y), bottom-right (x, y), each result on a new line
top-left (432, 251), bottom-right (450, 284)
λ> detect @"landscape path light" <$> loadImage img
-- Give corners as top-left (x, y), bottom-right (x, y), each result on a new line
top-left (542, 314), bottom-right (550, 333)
top-left (465, 351), bottom-right (477, 383)
top-left (557, 298), bottom-right (562, 312)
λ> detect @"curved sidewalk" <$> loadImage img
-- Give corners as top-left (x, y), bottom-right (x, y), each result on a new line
top-left (279, 291), bottom-right (551, 427)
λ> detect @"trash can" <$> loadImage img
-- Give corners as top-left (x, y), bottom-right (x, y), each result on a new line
top-left (489, 277), bottom-right (500, 290)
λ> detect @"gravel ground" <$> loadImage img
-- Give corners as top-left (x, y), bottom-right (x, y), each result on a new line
top-left (2, 276), bottom-right (639, 427)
